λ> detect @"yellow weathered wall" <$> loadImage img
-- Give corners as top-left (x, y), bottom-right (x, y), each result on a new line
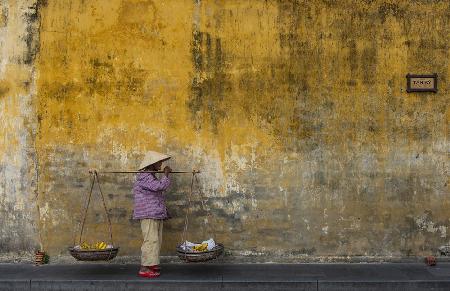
top-left (2, 0), bottom-right (448, 260)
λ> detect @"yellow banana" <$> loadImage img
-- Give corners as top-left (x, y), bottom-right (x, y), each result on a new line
top-left (81, 242), bottom-right (90, 249)
top-left (193, 243), bottom-right (208, 252)
top-left (92, 241), bottom-right (107, 250)
top-left (80, 241), bottom-right (110, 250)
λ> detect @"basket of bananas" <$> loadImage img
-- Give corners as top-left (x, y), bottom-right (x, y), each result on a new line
top-left (70, 170), bottom-right (120, 261)
top-left (68, 241), bottom-right (119, 261)
top-left (176, 239), bottom-right (224, 262)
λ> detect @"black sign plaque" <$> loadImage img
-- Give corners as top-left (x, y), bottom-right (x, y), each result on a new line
top-left (406, 73), bottom-right (437, 93)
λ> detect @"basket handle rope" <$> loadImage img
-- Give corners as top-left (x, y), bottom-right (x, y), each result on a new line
top-left (195, 174), bottom-right (217, 242)
top-left (180, 171), bottom-right (216, 257)
top-left (76, 171), bottom-right (114, 247)
top-left (180, 172), bottom-right (195, 258)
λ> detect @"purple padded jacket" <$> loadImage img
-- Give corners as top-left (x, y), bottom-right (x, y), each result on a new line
top-left (132, 173), bottom-right (171, 220)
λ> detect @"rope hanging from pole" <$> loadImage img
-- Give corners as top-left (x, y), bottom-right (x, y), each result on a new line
top-left (179, 171), bottom-right (217, 260)
top-left (77, 171), bottom-right (114, 247)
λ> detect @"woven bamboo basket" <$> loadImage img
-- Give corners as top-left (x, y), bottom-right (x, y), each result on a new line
top-left (176, 243), bottom-right (224, 262)
top-left (68, 247), bottom-right (119, 261)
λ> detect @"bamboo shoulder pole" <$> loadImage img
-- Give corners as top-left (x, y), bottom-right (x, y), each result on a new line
top-left (89, 170), bottom-right (200, 174)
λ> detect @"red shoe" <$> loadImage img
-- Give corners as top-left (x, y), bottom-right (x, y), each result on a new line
top-left (138, 269), bottom-right (160, 278)
top-left (148, 265), bottom-right (161, 272)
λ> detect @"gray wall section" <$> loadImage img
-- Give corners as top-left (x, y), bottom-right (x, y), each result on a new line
top-left (0, 0), bottom-right (40, 255)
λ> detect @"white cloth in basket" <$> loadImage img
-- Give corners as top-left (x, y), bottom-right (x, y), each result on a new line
top-left (180, 238), bottom-right (216, 251)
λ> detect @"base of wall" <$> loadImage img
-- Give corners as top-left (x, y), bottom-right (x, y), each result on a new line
top-left (2, 252), bottom-right (450, 264)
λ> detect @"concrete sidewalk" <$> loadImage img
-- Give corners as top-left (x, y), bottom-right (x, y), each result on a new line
top-left (1, 262), bottom-right (450, 290)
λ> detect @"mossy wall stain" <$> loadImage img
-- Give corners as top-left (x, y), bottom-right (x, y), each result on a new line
top-left (11, 0), bottom-right (449, 259)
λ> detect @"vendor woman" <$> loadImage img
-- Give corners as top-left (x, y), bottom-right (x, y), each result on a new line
top-left (133, 151), bottom-right (172, 278)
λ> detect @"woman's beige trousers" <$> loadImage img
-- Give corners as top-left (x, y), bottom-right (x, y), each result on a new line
top-left (140, 219), bottom-right (163, 266)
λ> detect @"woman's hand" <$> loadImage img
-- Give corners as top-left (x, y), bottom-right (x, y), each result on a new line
top-left (163, 166), bottom-right (172, 177)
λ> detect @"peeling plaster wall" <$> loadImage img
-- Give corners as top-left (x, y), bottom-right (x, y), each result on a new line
top-left (0, 0), bottom-right (40, 255)
top-left (1, 0), bottom-right (449, 260)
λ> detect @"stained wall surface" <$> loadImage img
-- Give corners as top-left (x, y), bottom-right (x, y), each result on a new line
top-left (0, 0), bottom-right (40, 256)
top-left (1, 0), bottom-right (449, 260)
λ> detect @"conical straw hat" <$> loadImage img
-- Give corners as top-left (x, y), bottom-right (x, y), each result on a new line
top-left (138, 151), bottom-right (171, 170)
